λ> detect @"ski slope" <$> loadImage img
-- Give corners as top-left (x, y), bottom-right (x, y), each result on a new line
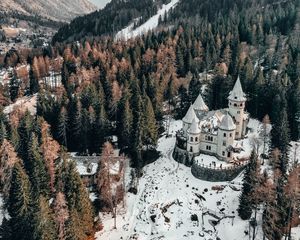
top-left (115, 0), bottom-right (180, 41)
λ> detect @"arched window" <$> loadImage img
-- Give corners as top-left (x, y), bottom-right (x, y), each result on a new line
top-left (190, 137), bottom-right (193, 142)
top-left (234, 103), bottom-right (237, 107)
top-left (190, 146), bottom-right (193, 152)
top-left (195, 137), bottom-right (198, 142)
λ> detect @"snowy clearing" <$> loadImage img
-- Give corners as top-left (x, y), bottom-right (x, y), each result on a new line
top-left (95, 118), bottom-right (299, 240)
top-left (115, 0), bottom-right (180, 41)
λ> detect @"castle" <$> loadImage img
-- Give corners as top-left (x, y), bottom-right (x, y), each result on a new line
top-left (176, 77), bottom-right (249, 162)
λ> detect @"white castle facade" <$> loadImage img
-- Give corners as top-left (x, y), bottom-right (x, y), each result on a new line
top-left (177, 77), bottom-right (249, 162)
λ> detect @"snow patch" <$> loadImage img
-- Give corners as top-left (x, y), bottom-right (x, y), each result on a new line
top-left (115, 0), bottom-right (180, 41)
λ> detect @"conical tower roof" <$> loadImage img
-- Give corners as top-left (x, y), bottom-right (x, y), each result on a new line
top-left (183, 104), bottom-right (199, 124)
top-left (193, 93), bottom-right (209, 112)
top-left (187, 117), bottom-right (201, 134)
top-left (219, 112), bottom-right (236, 131)
top-left (228, 76), bottom-right (246, 101)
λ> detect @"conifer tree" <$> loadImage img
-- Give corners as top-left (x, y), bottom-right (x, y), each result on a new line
top-left (143, 95), bottom-right (158, 148)
top-left (238, 150), bottom-right (258, 220)
top-left (57, 107), bottom-right (68, 147)
top-left (32, 195), bottom-right (56, 240)
top-left (54, 192), bottom-right (69, 240)
top-left (8, 162), bottom-right (32, 240)
top-left (27, 133), bottom-right (49, 198)
top-left (118, 97), bottom-right (133, 149)
top-left (188, 73), bottom-right (201, 103)
top-left (63, 160), bottom-right (93, 237)
top-left (0, 139), bottom-right (19, 204)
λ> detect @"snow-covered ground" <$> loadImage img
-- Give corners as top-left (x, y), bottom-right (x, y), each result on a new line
top-left (3, 94), bottom-right (37, 116)
top-left (115, 0), bottom-right (180, 41)
top-left (96, 119), bottom-right (266, 240)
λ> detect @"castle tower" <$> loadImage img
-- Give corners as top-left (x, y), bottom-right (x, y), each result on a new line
top-left (193, 93), bottom-right (209, 119)
top-left (187, 117), bottom-right (201, 155)
top-left (217, 112), bottom-right (236, 161)
top-left (228, 77), bottom-right (247, 139)
top-left (182, 104), bottom-right (199, 137)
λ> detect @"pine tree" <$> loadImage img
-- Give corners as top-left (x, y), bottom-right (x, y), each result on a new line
top-left (57, 107), bottom-right (68, 147)
top-left (17, 111), bottom-right (33, 162)
top-left (8, 162), bottom-right (33, 240)
top-left (0, 139), bottom-right (19, 204)
top-left (32, 195), bottom-right (56, 240)
top-left (238, 150), bottom-right (258, 220)
top-left (62, 160), bottom-right (93, 238)
top-left (9, 71), bottom-right (19, 102)
top-left (188, 73), bottom-right (201, 103)
top-left (143, 95), bottom-right (158, 148)
top-left (54, 192), bottom-right (69, 240)
top-left (118, 97), bottom-right (133, 149)
top-left (27, 133), bottom-right (49, 198)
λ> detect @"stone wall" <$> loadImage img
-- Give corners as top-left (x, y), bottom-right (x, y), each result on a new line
top-left (173, 146), bottom-right (247, 182)
top-left (191, 162), bottom-right (247, 182)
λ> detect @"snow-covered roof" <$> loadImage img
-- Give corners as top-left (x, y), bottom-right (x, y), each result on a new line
top-left (193, 93), bottom-right (209, 112)
top-left (183, 104), bottom-right (199, 124)
top-left (219, 112), bottom-right (236, 131)
top-left (77, 162), bottom-right (98, 176)
top-left (187, 117), bottom-right (201, 134)
top-left (228, 77), bottom-right (246, 102)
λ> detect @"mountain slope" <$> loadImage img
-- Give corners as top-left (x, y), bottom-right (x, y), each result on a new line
top-left (0, 0), bottom-right (97, 22)
top-left (52, 0), bottom-right (171, 42)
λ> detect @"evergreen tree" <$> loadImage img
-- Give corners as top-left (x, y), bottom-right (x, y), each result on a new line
top-left (32, 195), bottom-right (56, 240)
top-left (57, 107), bottom-right (68, 147)
top-left (238, 150), bottom-right (258, 220)
top-left (143, 95), bottom-right (158, 148)
top-left (0, 139), bottom-right (19, 204)
top-left (188, 73), bottom-right (201, 103)
top-left (7, 162), bottom-right (32, 240)
top-left (27, 133), bottom-right (49, 198)
top-left (62, 160), bottom-right (93, 238)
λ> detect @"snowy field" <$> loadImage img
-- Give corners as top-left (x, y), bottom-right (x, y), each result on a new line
top-left (96, 119), bottom-right (273, 240)
top-left (115, 0), bottom-right (180, 41)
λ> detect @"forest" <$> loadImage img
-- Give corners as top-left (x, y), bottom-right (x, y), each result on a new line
top-left (0, 0), bottom-right (299, 239)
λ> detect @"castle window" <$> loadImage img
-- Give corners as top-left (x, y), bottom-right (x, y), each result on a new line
top-left (190, 146), bottom-right (193, 152)
top-left (205, 135), bottom-right (208, 140)
top-left (230, 133), bottom-right (232, 137)
top-left (190, 137), bottom-right (193, 142)
top-left (195, 137), bottom-right (198, 142)
top-left (234, 103), bottom-right (237, 107)
top-left (206, 145), bottom-right (211, 151)
top-left (223, 133), bottom-right (226, 137)
top-left (240, 103), bottom-right (243, 107)
top-left (227, 152), bottom-right (231, 158)
top-left (222, 151), bottom-right (225, 156)
top-left (223, 141), bottom-right (226, 146)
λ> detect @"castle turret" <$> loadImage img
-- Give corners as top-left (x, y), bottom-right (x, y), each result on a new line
top-left (228, 77), bottom-right (246, 139)
top-left (193, 93), bottom-right (209, 112)
top-left (187, 117), bottom-right (201, 154)
top-left (217, 112), bottom-right (236, 161)
top-left (182, 104), bottom-right (199, 137)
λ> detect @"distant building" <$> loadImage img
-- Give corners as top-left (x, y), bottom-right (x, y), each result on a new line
top-left (176, 77), bottom-right (249, 161)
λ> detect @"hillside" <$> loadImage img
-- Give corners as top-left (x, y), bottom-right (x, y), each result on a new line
top-left (0, 0), bottom-right (97, 23)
